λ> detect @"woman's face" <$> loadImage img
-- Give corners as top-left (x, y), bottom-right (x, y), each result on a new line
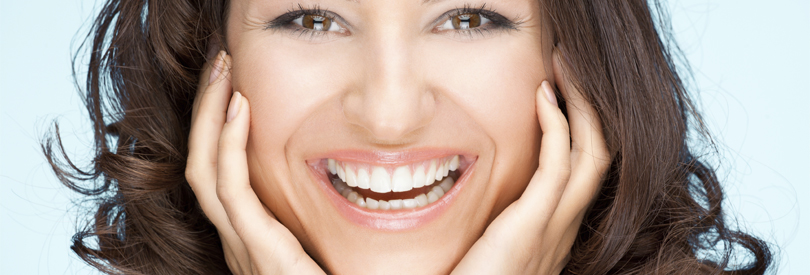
top-left (227, 0), bottom-right (552, 273)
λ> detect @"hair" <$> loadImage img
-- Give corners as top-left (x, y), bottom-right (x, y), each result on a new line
top-left (42, 0), bottom-right (771, 274)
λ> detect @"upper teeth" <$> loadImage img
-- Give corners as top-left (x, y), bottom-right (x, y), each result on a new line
top-left (327, 155), bottom-right (460, 193)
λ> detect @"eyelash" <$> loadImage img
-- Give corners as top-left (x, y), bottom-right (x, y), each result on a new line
top-left (264, 3), bottom-right (520, 40)
top-left (435, 4), bottom-right (519, 38)
top-left (265, 5), bottom-right (346, 39)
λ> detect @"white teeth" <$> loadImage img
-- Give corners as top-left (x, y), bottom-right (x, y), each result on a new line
top-left (334, 169), bottom-right (457, 210)
top-left (365, 198), bottom-right (379, 209)
top-left (427, 191), bottom-right (439, 203)
top-left (378, 200), bottom-right (391, 210)
top-left (346, 165), bottom-right (358, 187)
top-left (426, 160), bottom-right (437, 186)
top-left (389, 199), bottom-right (403, 210)
top-left (449, 155), bottom-right (459, 171)
top-left (327, 155), bottom-right (460, 193)
top-left (370, 166), bottom-right (392, 193)
top-left (402, 199), bottom-right (418, 209)
top-left (412, 165), bottom-right (426, 189)
top-left (328, 159), bottom-right (337, 174)
top-left (415, 194), bottom-right (428, 207)
top-left (431, 186), bottom-right (445, 197)
top-left (329, 155), bottom-right (462, 210)
top-left (435, 161), bottom-right (445, 181)
top-left (391, 166), bottom-right (412, 192)
top-left (357, 168), bottom-right (370, 189)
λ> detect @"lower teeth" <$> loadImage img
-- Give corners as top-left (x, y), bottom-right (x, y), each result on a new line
top-left (332, 176), bottom-right (455, 210)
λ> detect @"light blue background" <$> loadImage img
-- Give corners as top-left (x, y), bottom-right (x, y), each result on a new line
top-left (1, 0), bottom-right (807, 274)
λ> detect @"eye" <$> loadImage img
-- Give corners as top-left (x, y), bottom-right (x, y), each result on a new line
top-left (264, 5), bottom-right (350, 38)
top-left (440, 13), bottom-right (492, 30)
top-left (431, 5), bottom-right (520, 37)
top-left (292, 14), bottom-right (342, 32)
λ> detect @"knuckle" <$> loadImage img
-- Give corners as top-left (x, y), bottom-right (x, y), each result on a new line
top-left (216, 181), bottom-right (244, 206)
top-left (216, 183), bottom-right (231, 201)
top-left (185, 164), bottom-right (200, 185)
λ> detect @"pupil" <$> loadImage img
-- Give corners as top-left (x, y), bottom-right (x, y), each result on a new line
top-left (303, 15), bottom-right (332, 31)
top-left (452, 13), bottom-right (481, 30)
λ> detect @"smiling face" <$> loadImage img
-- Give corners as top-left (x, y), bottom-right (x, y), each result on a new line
top-left (225, 0), bottom-right (552, 273)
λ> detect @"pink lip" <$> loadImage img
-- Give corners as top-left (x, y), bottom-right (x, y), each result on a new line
top-left (306, 149), bottom-right (477, 231)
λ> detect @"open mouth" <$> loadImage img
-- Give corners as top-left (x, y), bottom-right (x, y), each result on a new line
top-left (308, 152), bottom-right (475, 230)
top-left (327, 156), bottom-right (462, 210)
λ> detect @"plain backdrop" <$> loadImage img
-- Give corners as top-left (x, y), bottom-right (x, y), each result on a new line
top-left (1, 0), bottom-right (808, 274)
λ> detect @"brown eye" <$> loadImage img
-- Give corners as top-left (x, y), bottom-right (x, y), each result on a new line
top-left (451, 13), bottom-right (482, 29)
top-left (302, 14), bottom-right (332, 31)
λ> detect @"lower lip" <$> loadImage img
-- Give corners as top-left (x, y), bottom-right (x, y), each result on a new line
top-left (308, 159), bottom-right (475, 231)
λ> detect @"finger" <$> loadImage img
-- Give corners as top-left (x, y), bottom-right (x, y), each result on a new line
top-left (514, 48), bottom-right (612, 273)
top-left (553, 47), bottom-right (609, 177)
top-left (191, 51), bottom-right (230, 124)
top-left (216, 93), bottom-right (304, 264)
top-left (552, 47), bottom-right (609, 210)
top-left (539, 48), bottom-right (611, 260)
top-left (191, 55), bottom-right (212, 122)
top-left (515, 81), bottom-right (571, 227)
top-left (187, 51), bottom-right (232, 194)
top-left (185, 51), bottom-right (241, 254)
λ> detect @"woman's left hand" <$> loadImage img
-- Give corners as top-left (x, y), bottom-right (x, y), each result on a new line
top-left (452, 49), bottom-right (611, 274)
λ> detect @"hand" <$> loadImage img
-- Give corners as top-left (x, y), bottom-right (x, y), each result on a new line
top-left (185, 52), bottom-right (325, 275)
top-left (451, 49), bottom-right (611, 274)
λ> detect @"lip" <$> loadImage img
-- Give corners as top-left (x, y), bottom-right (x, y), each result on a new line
top-left (306, 149), bottom-right (477, 231)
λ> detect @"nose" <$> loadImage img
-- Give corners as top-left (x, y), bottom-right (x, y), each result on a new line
top-left (342, 31), bottom-right (435, 142)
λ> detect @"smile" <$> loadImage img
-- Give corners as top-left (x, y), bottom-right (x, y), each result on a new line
top-left (328, 155), bottom-right (460, 210)
top-left (308, 151), bottom-right (476, 231)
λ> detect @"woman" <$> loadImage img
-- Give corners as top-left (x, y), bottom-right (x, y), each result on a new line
top-left (44, 0), bottom-right (772, 274)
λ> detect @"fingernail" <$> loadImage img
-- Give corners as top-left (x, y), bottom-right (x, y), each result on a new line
top-left (226, 92), bottom-right (242, 123)
top-left (209, 51), bottom-right (224, 84)
top-left (542, 81), bottom-right (558, 106)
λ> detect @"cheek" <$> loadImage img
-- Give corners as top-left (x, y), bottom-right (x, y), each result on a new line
top-left (235, 46), bottom-right (330, 134)
top-left (421, 37), bottom-right (545, 203)
top-left (229, 36), bottom-right (358, 208)
top-left (422, 37), bottom-right (544, 152)
top-left (231, 37), bottom-right (357, 154)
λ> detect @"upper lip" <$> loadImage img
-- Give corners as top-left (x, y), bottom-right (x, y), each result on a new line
top-left (307, 148), bottom-right (474, 167)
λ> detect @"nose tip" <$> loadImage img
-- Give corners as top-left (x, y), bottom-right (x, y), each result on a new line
top-left (343, 85), bottom-right (435, 142)
top-left (342, 28), bottom-right (436, 143)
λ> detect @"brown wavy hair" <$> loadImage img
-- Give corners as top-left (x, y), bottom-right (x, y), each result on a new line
top-left (43, 0), bottom-right (772, 274)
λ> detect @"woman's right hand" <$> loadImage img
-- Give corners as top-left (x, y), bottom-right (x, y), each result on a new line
top-left (185, 51), bottom-right (325, 275)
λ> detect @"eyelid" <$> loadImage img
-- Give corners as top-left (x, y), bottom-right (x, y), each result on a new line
top-left (265, 7), bottom-right (352, 32)
top-left (429, 5), bottom-right (517, 32)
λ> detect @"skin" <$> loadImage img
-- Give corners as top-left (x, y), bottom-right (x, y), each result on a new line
top-left (185, 0), bottom-right (611, 274)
